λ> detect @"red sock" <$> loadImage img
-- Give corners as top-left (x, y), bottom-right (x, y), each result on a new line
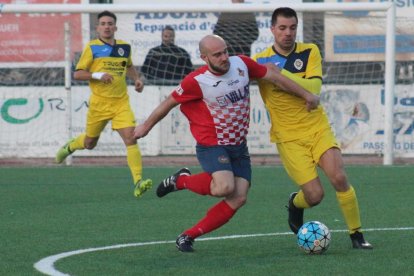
top-left (176, 172), bottom-right (212, 195)
top-left (184, 200), bottom-right (236, 239)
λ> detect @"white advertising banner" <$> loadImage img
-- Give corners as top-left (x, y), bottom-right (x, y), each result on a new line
top-left (0, 87), bottom-right (67, 157)
top-left (0, 86), bottom-right (161, 158)
top-left (113, 0), bottom-right (303, 66)
top-left (2, 84), bottom-right (414, 158)
top-left (321, 84), bottom-right (414, 157)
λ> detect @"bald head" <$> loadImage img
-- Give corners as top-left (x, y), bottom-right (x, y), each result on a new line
top-left (199, 35), bottom-right (227, 56)
top-left (199, 34), bottom-right (230, 74)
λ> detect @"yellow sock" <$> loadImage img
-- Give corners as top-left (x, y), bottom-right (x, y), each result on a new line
top-left (336, 185), bottom-right (362, 234)
top-left (69, 133), bottom-right (86, 151)
top-left (294, 190), bottom-right (311, 209)
top-left (127, 144), bottom-right (143, 185)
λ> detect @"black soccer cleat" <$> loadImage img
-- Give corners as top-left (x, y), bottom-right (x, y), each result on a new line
top-left (176, 234), bottom-right (194, 252)
top-left (156, 167), bottom-right (191, 198)
top-left (350, 231), bottom-right (373, 249)
top-left (286, 192), bottom-right (304, 234)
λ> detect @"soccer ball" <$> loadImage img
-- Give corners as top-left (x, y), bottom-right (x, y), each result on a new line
top-left (297, 221), bottom-right (331, 254)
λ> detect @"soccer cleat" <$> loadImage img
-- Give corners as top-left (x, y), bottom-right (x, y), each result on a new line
top-left (176, 234), bottom-right (194, 252)
top-left (286, 192), bottom-right (304, 234)
top-left (134, 179), bottom-right (153, 198)
top-left (55, 138), bottom-right (75, 164)
top-left (350, 231), bottom-right (373, 249)
top-left (156, 167), bottom-right (191, 198)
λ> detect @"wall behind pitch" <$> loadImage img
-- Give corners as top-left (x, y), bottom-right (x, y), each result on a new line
top-left (2, 84), bottom-right (414, 158)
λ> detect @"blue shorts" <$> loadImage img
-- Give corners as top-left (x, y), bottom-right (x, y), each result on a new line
top-left (196, 142), bottom-right (252, 182)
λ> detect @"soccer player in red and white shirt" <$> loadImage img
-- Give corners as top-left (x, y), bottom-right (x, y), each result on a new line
top-left (134, 34), bottom-right (319, 252)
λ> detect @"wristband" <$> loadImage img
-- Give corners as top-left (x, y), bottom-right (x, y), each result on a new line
top-left (91, 72), bottom-right (105, 80)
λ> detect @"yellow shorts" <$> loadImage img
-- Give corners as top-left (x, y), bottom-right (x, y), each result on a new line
top-left (86, 94), bottom-right (136, 138)
top-left (276, 127), bottom-right (340, 185)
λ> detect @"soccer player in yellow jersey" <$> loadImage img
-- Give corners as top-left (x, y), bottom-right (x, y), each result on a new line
top-left (55, 10), bottom-right (152, 198)
top-left (253, 7), bottom-right (372, 249)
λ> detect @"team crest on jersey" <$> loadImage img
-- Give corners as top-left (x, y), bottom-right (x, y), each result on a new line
top-left (237, 68), bottom-right (245, 77)
top-left (175, 85), bottom-right (184, 95)
top-left (216, 96), bottom-right (228, 107)
top-left (117, 48), bottom-right (125, 56)
top-left (294, 59), bottom-right (304, 70)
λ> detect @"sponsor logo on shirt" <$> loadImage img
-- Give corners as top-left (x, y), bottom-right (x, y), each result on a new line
top-left (215, 84), bottom-right (250, 106)
top-left (213, 80), bottom-right (222, 87)
top-left (227, 79), bottom-right (239, 86)
top-left (103, 61), bottom-right (126, 67)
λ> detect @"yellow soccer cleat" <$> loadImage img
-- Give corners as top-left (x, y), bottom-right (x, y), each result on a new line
top-left (134, 179), bottom-right (153, 198)
top-left (55, 138), bottom-right (75, 164)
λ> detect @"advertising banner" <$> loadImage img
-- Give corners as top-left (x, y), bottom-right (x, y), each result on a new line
top-left (113, 0), bottom-right (302, 66)
top-left (2, 84), bottom-right (414, 158)
top-left (0, 0), bottom-right (85, 67)
top-left (324, 0), bottom-right (414, 62)
top-left (321, 84), bottom-right (414, 157)
top-left (0, 86), bottom-right (161, 157)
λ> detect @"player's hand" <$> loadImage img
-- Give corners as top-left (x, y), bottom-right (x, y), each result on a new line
top-left (133, 124), bottom-right (149, 139)
top-left (305, 94), bottom-right (320, 111)
top-left (100, 73), bottom-right (114, 84)
top-left (134, 79), bottom-right (144, 93)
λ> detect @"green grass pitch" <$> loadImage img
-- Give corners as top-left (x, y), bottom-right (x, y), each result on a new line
top-left (1, 165), bottom-right (413, 275)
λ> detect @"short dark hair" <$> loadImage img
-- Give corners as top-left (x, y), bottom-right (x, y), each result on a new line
top-left (271, 7), bottom-right (298, 26)
top-left (97, 10), bottom-right (117, 23)
top-left (163, 25), bottom-right (175, 32)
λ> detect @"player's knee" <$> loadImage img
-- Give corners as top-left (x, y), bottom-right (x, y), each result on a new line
top-left (235, 194), bottom-right (247, 208)
top-left (226, 194), bottom-right (247, 210)
top-left (83, 136), bottom-right (99, 150)
top-left (123, 137), bottom-right (136, 146)
top-left (331, 171), bottom-right (348, 189)
top-left (220, 183), bottom-right (235, 196)
top-left (84, 141), bottom-right (97, 150)
top-left (211, 181), bottom-right (234, 196)
top-left (306, 190), bottom-right (324, 206)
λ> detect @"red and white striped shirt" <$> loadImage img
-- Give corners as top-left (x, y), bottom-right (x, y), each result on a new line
top-left (172, 55), bottom-right (267, 146)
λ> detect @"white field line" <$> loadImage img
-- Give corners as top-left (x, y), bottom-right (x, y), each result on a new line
top-left (34, 227), bottom-right (414, 276)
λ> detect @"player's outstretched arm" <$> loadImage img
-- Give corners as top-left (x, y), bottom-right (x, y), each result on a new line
top-left (134, 94), bottom-right (179, 139)
top-left (262, 63), bottom-right (319, 111)
top-left (280, 69), bottom-right (322, 95)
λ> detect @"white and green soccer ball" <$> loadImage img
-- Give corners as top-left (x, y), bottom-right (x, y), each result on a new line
top-left (297, 221), bottom-right (331, 254)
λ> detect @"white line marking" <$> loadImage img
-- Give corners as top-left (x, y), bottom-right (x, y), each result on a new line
top-left (34, 227), bottom-right (414, 276)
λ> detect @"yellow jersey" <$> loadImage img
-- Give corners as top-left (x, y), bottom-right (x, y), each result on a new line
top-left (253, 42), bottom-right (330, 143)
top-left (76, 39), bottom-right (132, 99)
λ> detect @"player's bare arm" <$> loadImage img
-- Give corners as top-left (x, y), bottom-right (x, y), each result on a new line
top-left (127, 64), bottom-right (144, 92)
top-left (73, 69), bottom-right (114, 84)
top-left (263, 63), bottom-right (319, 111)
top-left (134, 94), bottom-right (179, 139)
